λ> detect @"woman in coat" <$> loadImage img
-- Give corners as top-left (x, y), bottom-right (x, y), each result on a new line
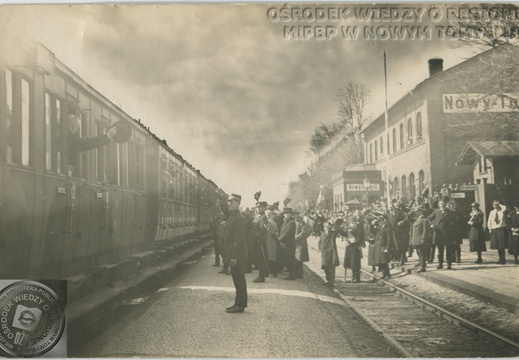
top-left (373, 215), bottom-right (392, 279)
top-left (468, 202), bottom-right (486, 264)
top-left (295, 215), bottom-right (311, 278)
top-left (320, 220), bottom-right (347, 288)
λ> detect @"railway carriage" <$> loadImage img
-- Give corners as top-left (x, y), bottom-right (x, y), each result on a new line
top-left (0, 30), bottom-right (224, 285)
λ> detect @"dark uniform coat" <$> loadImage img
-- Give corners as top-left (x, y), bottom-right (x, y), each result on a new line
top-left (226, 209), bottom-right (248, 263)
top-left (427, 208), bottom-right (456, 246)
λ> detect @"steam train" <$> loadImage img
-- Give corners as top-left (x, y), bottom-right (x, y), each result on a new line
top-left (0, 30), bottom-right (225, 284)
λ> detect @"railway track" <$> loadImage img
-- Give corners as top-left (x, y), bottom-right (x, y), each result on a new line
top-left (306, 242), bottom-right (519, 358)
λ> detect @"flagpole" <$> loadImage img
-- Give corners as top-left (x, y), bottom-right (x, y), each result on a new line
top-left (384, 51), bottom-right (391, 209)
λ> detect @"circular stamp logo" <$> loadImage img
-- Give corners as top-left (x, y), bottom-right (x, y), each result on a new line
top-left (0, 281), bottom-right (65, 357)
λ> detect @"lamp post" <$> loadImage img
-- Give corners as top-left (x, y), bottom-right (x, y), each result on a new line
top-left (363, 176), bottom-right (371, 208)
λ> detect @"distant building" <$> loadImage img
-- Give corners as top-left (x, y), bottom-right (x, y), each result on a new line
top-left (359, 44), bottom-right (519, 211)
top-left (333, 164), bottom-right (383, 210)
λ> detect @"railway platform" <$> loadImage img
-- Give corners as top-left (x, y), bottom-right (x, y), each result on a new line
top-left (396, 242), bottom-right (519, 314)
top-left (307, 236), bottom-right (519, 314)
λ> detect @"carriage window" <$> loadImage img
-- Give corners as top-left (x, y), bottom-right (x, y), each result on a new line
top-left (95, 121), bottom-right (106, 183)
top-left (45, 93), bottom-right (52, 170)
top-left (5, 69), bottom-right (13, 163)
top-left (21, 78), bottom-right (31, 167)
top-left (56, 100), bottom-right (63, 174)
top-left (116, 143), bottom-right (121, 186)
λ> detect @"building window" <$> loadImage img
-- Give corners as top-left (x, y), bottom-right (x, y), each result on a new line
top-left (479, 156), bottom-right (488, 173)
top-left (374, 140), bottom-right (378, 161)
top-left (401, 175), bottom-right (407, 200)
top-left (407, 118), bottom-right (413, 145)
top-left (416, 112), bottom-right (423, 140)
top-left (419, 170), bottom-right (425, 195)
top-left (393, 177), bottom-right (399, 199)
top-left (369, 143), bottom-right (373, 163)
top-left (399, 123), bottom-right (404, 150)
top-left (392, 129), bottom-right (397, 153)
top-left (380, 136), bottom-right (383, 155)
top-left (409, 172), bottom-right (416, 199)
top-left (387, 133), bottom-right (390, 154)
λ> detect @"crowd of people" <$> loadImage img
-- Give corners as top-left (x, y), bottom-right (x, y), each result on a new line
top-left (212, 192), bottom-right (519, 312)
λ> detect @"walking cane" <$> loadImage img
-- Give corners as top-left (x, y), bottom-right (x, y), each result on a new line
top-left (260, 244), bottom-right (272, 278)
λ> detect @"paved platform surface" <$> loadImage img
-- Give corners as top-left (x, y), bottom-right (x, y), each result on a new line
top-left (74, 251), bottom-right (402, 358)
top-left (306, 236), bottom-right (519, 314)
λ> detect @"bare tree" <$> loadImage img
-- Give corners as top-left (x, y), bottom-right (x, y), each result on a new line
top-left (336, 82), bottom-right (370, 135)
top-left (446, 4), bottom-right (519, 48)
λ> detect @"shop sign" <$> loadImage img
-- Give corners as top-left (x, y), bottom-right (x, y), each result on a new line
top-left (346, 183), bottom-right (380, 191)
top-left (443, 93), bottom-right (519, 113)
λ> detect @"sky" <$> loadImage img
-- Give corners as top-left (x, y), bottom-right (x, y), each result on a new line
top-left (0, 3), bottom-right (480, 208)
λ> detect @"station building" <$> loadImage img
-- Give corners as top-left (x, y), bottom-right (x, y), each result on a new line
top-left (358, 44), bottom-right (519, 214)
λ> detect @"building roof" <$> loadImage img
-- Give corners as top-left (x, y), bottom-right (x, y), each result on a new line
top-left (345, 164), bottom-right (378, 172)
top-left (456, 141), bottom-right (519, 165)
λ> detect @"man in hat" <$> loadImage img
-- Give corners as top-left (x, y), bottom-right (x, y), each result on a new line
top-left (252, 201), bottom-right (269, 283)
top-left (427, 197), bottom-right (457, 269)
top-left (67, 113), bottom-right (118, 172)
top-left (278, 208), bottom-right (297, 280)
top-left (225, 194), bottom-right (248, 313)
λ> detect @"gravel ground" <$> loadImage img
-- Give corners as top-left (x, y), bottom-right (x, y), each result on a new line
top-left (389, 274), bottom-right (519, 343)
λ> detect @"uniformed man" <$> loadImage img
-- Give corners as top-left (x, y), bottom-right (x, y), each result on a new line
top-left (225, 194), bottom-right (248, 313)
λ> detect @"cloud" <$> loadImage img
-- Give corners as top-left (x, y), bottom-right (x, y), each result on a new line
top-left (3, 4), bottom-right (476, 204)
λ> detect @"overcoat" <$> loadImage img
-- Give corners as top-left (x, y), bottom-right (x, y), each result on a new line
top-left (410, 217), bottom-right (431, 247)
top-left (344, 214), bottom-right (365, 268)
top-left (427, 208), bottom-right (456, 246)
top-left (468, 210), bottom-right (486, 252)
top-left (386, 210), bottom-right (407, 252)
top-left (320, 226), bottom-right (347, 269)
top-left (372, 224), bottom-right (391, 265)
top-left (265, 219), bottom-right (279, 261)
top-left (225, 209), bottom-right (248, 263)
top-left (279, 217), bottom-right (296, 264)
top-left (251, 213), bottom-right (268, 265)
top-left (295, 220), bottom-right (311, 262)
